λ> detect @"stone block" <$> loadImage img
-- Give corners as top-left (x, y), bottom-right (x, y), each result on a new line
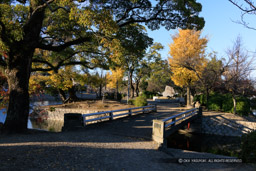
top-left (152, 120), bottom-right (165, 144)
top-left (62, 113), bottom-right (83, 131)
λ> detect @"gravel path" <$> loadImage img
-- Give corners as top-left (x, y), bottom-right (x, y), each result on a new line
top-left (0, 129), bottom-right (255, 171)
top-left (0, 103), bottom-right (255, 170)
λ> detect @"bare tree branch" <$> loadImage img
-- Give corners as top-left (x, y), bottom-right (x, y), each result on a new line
top-left (228, 0), bottom-right (256, 13)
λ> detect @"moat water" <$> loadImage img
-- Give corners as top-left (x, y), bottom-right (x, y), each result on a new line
top-left (167, 131), bottom-right (241, 157)
top-left (0, 100), bottom-right (62, 131)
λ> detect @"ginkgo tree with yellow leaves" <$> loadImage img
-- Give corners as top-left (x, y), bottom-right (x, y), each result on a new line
top-left (169, 29), bottom-right (208, 106)
top-left (106, 67), bottom-right (125, 99)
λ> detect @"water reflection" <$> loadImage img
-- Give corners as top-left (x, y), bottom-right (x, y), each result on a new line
top-left (30, 119), bottom-right (64, 132)
top-left (0, 100), bottom-right (62, 131)
top-left (167, 131), bottom-right (241, 157)
top-left (0, 109), bottom-right (6, 123)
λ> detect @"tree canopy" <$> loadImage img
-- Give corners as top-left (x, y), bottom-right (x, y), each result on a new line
top-left (0, 0), bottom-right (205, 133)
top-left (169, 29), bottom-right (207, 106)
top-left (169, 29), bottom-right (207, 87)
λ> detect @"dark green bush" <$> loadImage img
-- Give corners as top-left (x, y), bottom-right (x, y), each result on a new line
top-left (222, 94), bottom-right (233, 113)
top-left (195, 92), bottom-right (251, 116)
top-left (142, 91), bottom-right (158, 99)
top-left (194, 94), bottom-right (207, 106)
top-left (134, 95), bottom-right (148, 107)
top-left (232, 97), bottom-right (250, 116)
top-left (106, 92), bottom-right (122, 101)
top-left (128, 99), bottom-right (135, 105)
top-left (208, 93), bottom-right (223, 111)
top-left (240, 131), bottom-right (256, 163)
top-left (193, 95), bottom-right (200, 103)
top-left (250, 98), bottom-right (256, 110)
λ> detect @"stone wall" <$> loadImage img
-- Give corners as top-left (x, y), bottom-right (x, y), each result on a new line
top-left (47, 108), bottom-right (99, 121)
top-left (33, 107), bottom-right (140, 125)
top-left (30, 108), bottom-right (109, 124)
top-left (201, 111), bottom-right (256, 137)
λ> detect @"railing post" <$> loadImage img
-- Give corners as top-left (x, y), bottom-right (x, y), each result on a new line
top-left (154, 104), bottom-right (157, 112)
top-left (109, 112), bottom-right (113, 121)
top-left (143, 107), bottom-right (145, 114)
top-left (129, 109), bottom-right (132, 117)
top-left (171, 117), bottom-right (176, 127)
top-left (83, 115), bottom-right (86, 126)
top-left (198, 107), bottom-right (202, 116)
top-left (198, 106), bottom-right (203, 133)
top-left (152, 120), bottom-right (165, 146)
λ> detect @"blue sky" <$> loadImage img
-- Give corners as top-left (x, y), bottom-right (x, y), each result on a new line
top-left (147, 0), bottom-right (256, 60)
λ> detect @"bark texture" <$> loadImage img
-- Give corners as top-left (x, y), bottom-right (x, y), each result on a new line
top-left (2, 2), bottom-right (45, 133)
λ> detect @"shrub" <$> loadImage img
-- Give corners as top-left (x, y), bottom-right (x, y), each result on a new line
top-left (232, 97), bottom-right (250, 116)
top-left (250, 98), bottom-right (256, 110)
top-left (134, 95), bottom-right (148, 107)
top-left (195, 92), bottom-right (251, 116)
top-left (106, 92), bottom-right (122, 101)
top-left (194, 94), bottom-right (206, 106)
top-left (240, 131), bottom-right (256, 163)
top-left (49, 107), bottom-right (55, 112)
top-left (208, 93), bottom-right (223, 111)
top-left (128, 99), bottom-right (135, 105)
top-left (142, 91), bottom-right (158, 99)
top-left (222, 94), bottom-right (233, 112)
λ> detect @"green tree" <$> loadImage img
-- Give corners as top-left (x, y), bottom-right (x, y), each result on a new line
top-left (117, 24), bottom-right (153, 98)
top-left (0, 0), bottom-right (204, 133)
top-left (147, 60), bottom-right (173, 93)
top-left (87, 71), bottom-right (107, 98)
top-left (133, 42), bottom-right (172, 96)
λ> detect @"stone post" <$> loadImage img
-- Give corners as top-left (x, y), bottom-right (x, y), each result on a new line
top-left (109, 112), bottom-right (113, 121)
top-left (62, 113), bottom-right (83, 131)
top-left (152, 120), bottom-right (165, 146)
top-left (128, 109), bottom-right (132, 117)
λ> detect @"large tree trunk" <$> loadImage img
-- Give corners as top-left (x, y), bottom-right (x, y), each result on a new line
top-left (131, 83), bottom-right (135, 98)
top-left (129, 72), bottom-right (135, 98)
top-left (58, 89), bottom-right (67, 102)
top-left (3, 50), bottom-right (33, 133)
top-left (232, 96), bottom-right (237, 114)
top-left (186, 86), bottom-right (192, 107)
top-left (135, 79), bottom-right (140, 97)
top-left (115, 80), bottom-right (118, 100)
top-left (205, 87), bottom-right (209, 109)
top-left (67, 86), bottom-right (78, 102)
top-left (2, 3), bottom-right (45, 133)
top-left (99, 84), bottom-right (102, 98)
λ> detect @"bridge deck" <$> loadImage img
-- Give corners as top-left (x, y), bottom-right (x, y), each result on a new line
top-left (84, 103), bottom-right (188, 139)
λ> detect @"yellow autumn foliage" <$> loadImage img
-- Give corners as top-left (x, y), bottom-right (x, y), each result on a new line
top-left (169, 29), bottom-right (208, 87)
top-left (106, 68), bottom-right (124, 89)
top-left (29, 66), bottom-right (88, 94)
